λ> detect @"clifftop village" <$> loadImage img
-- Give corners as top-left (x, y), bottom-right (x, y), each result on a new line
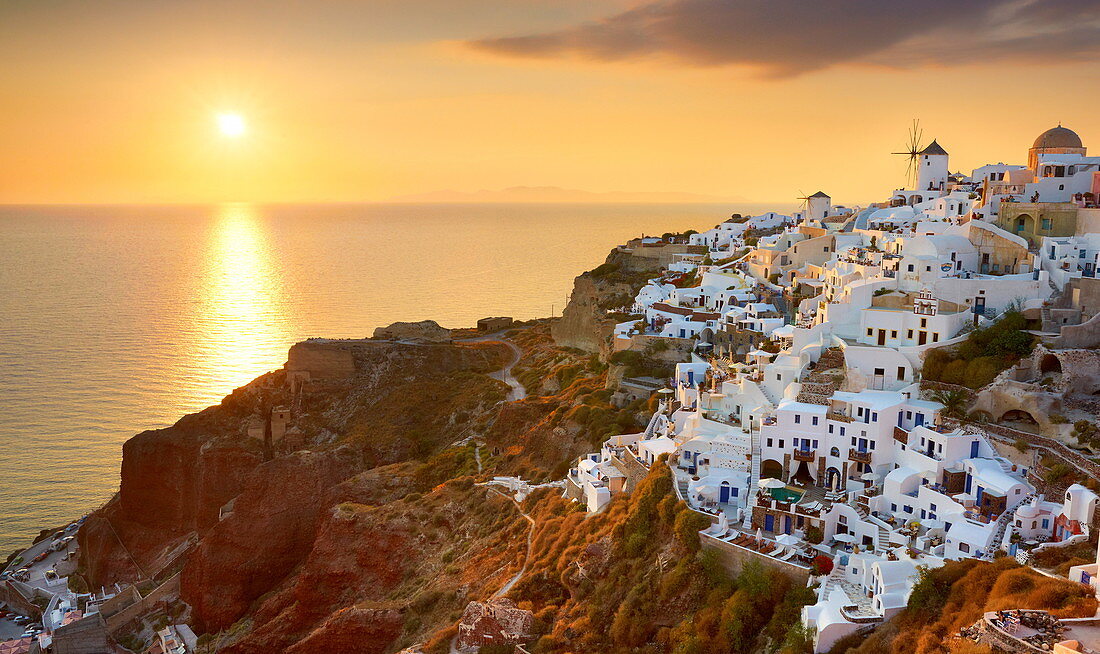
top-left (564, 125), bottom-right (1100, 653)
top-left (4, 125), bottom-right (1100, 654)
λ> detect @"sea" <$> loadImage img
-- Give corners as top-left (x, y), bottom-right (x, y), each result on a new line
top-left (0, 201), bottom-right (790, 554)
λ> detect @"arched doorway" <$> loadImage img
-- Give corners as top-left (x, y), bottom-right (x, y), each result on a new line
top-left (825, 467), bottom-right (842, 491)
top-left (1040, 353), bottom-right (1062, 375)
top-left (1014, 214), bottom-right (1035, 236)
top-left (761, 459), bottom-right (784, 481)
top-left (1001, 409), bottom-right (1038, 425)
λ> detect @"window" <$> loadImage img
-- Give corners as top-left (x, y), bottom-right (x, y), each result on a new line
top-left (920, 318), bottom-right (927, 328)
top-left (767, 438), bottom-right (773, 447)
top-left (831, 447), bottom-right (840, 457)
top-left (926, 266), bottom-right (931, 272)
top-left (829, 424), bottom-right (834, 434)
top-left (1042, 218), bottom-right (1053, 230)
top-left (851, 437), bottom-right (857, 446)
top-left (907, 329), bottom-right (914, 339)
top-left (794, 414), bottom-right (801, 424)
top-left (872, 412), bottom-right (878, 422)
top-left (891, 503), bottom-right (898, 512)
top-left (779, 440), bottom-right (785, 448)
top-left (866, 328), bottom-right (873, 337)
top-left (959, 542), bottom-right (970, 553)
top-left (930, 503), bottom-right (937, 511)
top-left (890, 330), bottom-right (898, 338)
top-left (907, 264), bottom-right (914, 272)
top-left (903, 505), bottom-right (913, 514)
top-left (812, 416), bottom-right (819, 426)
top-left (812, 440), bottom-right (818, 448)
top-left (840, 426), bottom-right (845, 436)
top-left (932, 333), bottom-right (940, 343)
top-left (870, 441), bottom-right (876, 450)
top-left (898, 366), bottom-right (906, 380)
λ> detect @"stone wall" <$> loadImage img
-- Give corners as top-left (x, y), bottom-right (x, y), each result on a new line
top-left (1054, 311), bottom-right (1100, 349)
top-left (0, 580), bottom-right (42, 619)
top-left (700, 535), bottom-right (810, 584)
top-left (610, 452), bottom-right (651, 494)
top-left (106, 572), bottom-right (181, 634)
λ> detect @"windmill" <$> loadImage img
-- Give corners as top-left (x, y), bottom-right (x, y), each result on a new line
top-left (892, 119), bottom-right (925, 189)
top-left (796, 190), bottom-right (810, 215)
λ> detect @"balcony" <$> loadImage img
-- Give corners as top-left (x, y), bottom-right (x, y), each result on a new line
top-left (849, 448), bottom-right (872, 464)
top-left (793, 449), bottom-right (816, 462)
top-left (828, 411), bottom-right (852, 423)
top-left (893, 426), bottom-right (909, 444)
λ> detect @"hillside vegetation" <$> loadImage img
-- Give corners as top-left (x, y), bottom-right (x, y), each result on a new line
top-left (484, 462), bottom-right (817, 654)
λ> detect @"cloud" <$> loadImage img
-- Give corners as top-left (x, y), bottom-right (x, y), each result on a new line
top-left (467, 0), bottom-right (1100, 76)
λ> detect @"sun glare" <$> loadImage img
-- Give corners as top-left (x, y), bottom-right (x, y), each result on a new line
top-left (217, 113), bottom-right (246, 138)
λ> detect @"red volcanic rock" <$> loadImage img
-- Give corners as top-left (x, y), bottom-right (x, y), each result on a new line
top-left (284, 606), bottom-right (404, 654)
top-left (78, 432), bottom-right (262, 586)
top-left (181, 447), bottom-right (362, 632)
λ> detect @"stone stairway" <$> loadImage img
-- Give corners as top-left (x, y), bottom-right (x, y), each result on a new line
top-left (839, 579), bottom-right (877, 616)
top-left (876, 525), bottom-right (890, 552)
top-left (986, 493), bottom-right (1035, 557)
top-left (677, 477), bottom-right (690, 501)
top-left (744, 429), bottom-right (762, 527)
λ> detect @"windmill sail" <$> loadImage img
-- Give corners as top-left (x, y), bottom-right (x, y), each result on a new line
top-left (891, 119), bottom-right (924, 189)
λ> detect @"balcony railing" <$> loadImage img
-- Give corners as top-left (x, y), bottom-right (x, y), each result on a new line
top-left (893, 426), bottom-right (909, 444)
top-left (849, 448), bottom-right (872, 464)
top-left (793, 449), bottom-right (816, 462)
top-left (828, 411), bottom-right (852, 423)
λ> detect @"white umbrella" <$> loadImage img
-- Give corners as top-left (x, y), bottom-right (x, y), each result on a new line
top-left (776, 533), bottom-right (800, 549)
top-left (921, 519), bottom-right (945, 531)
top-left (756, 527), bottom-right (764, 542)
top-left (860, 472), bottom-right (879, 482)
top-left (759, 478), bottom-right (785, 489)
top-left (833, 532), bottom-right (855, 543)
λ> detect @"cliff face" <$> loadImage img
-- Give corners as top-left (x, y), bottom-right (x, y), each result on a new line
top-left (180, 447), bottom-right (363, 632)
top-left (551, 246), bottom-right (667, 355)
top-left (77, 338), bottom-right (514, 642)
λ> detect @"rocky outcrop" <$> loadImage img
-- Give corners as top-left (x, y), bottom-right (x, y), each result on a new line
top-left (373, 320), bottom-right (452, 343)
top-left (553, 274), bottom-right (617, 354)
top-left (552, 247), bottom-right (666, 355)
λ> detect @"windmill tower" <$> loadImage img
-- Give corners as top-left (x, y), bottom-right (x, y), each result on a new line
top-left (797, 190), bottom-right (831, 223)
top-left (892, 120), bottom-right (925, 190)
top-left (916, 140), bottom-right (949, 193)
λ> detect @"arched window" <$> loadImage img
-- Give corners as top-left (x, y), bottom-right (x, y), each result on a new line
top-left (830, 447), bottom-right (840, 457)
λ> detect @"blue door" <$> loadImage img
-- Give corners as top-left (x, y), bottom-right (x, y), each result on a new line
top-left (687, 370), bottom-right (694, 386)
top-left (765, 514), bottom-right (774, 532)
top-left (970, 441), bottom-right (980, 458)
top-left (915, 413), bottom-right (925, 426)
top-left (965, 474), bottom-right (972, 494)
top-left (784, 516), bottom-right (792, 534)
top-left (719, 484), bottom-right (730, 503)
top-left (976, 486), bottom-right (984, 505)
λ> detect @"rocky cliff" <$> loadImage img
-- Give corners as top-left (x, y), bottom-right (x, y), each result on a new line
top-left (551, 246), bottom-right (667, 355)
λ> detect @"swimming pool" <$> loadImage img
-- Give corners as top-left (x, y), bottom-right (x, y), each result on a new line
top-left (770, 487), bottom-right (804, 503)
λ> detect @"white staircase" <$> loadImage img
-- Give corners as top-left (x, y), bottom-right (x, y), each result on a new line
top-left (744, 429), bottom-right (763, 527)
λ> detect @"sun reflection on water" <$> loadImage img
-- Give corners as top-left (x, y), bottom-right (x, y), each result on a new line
top-left (191, 203), bottom-right (292, 400)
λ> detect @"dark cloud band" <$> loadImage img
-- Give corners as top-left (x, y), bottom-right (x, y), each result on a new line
top-left (467, 0), bottom-right (1100, 76)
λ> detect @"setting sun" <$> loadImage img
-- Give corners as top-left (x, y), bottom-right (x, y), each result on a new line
top-left (217, 113), bottom-right (246, 138)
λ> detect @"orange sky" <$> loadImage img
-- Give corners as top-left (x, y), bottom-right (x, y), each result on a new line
top-left (2, 0), bottom-right (1099, 205)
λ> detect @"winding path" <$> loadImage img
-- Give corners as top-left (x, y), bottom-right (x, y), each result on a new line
top-left (459, 334), bottom-right (526, 402)
top-left (449, 486), bottom-right (536, 654)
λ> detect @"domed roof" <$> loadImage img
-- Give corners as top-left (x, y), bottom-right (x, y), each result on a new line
top-left (1033, 125), bottom-right (1083, 149)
